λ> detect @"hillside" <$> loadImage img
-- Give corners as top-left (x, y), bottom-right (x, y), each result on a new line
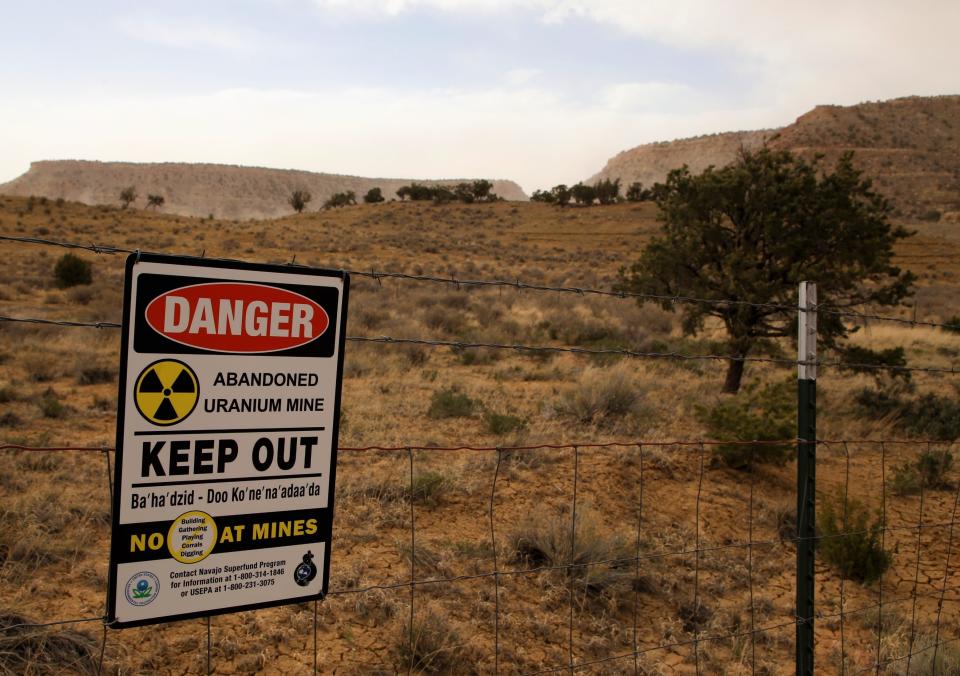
top-left (590, 95), bottom-right (960, 219)
top-left (588, 129), bottom-right (774, 193)
top-left (1, 197), bottom-right (959, 672)
top-left (0, 161), bottom-right (527, 219)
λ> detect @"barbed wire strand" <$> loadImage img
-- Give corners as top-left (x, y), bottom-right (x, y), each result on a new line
top-left (3, 313), bottom-right (959, 375)
top-left (6, 439), bottom-right (958, 454)
top-left (3, 232), bottom-right (959, 331)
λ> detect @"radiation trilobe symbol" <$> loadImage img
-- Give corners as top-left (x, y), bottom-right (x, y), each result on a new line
top-left (134, 359), bottom-right (199, 426)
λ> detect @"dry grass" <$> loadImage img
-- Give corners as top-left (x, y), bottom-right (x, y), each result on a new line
top-left (0, 195), bottom-right (958, 672)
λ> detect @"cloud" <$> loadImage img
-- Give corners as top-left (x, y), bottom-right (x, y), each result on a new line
top-left (116, 14), bottom-right (277, 52)
top-left (306, 0), bottom-right (960, 110)
top-left (504, 68), bottom-right (541, 86)
top-left (602, 82), bottom-right (701, 113)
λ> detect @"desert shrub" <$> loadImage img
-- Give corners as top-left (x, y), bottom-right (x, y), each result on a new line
top-left (40, 390), bottom-right (69, 419)
top-left (288, 189), bottom-right (312, 213)
top-left (0, 411), bottom-right (21, 427)
top-left (918, 209), bottom-right (942, 222)
top-left (423, 306), bottom-right (465, 335)
top-left (697, 381), bottom-right (794, 469)
top-left (902, 394), bottom-right (960, 440)
top-left (395, 609), bottom-right (474, 673)
top-left (363, 187), bottom-right (384, 203)
top-left (76, 362), bottom-right (115, 385)
top-left (509, 507), bottom-right (634, 606)
top-left (53, 253), bottom-right (92, 288)
top-left (323, 190), bottom-right (356, 209)
top-left (840, 346), bottom-right (910, 381)
top-left (66, 285), bottom-right (94, 305)
top-left (905, 634), bottom-right (960, 675)
top-left (891, 448), bottom-right (954, 495)
top-left (427, 387), bottom-right (475, 419)
top-left (398, 343), bottom-right (428, 367)
top-left (407, 470), bottom-right (450, 507)
top-left (483, 411), bottom-right (525, 436)
top-left (943, 315), bottom-right (960, 334)
top-left (455, 348), bottom-right (498, 366)
top-left (0, 612), bottom-right (99, 674)
top-left (555, 364), bottom-right (642, 425)
top-left (818, 493), bottom-right (891, 583)
top-left (852, 384), bottom-right (908, 419)
top-left (853, 385), bottom-right (960, 441)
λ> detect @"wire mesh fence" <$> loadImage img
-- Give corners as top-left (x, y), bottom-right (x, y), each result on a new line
top-left (0, 234), bottom-right (958, 674)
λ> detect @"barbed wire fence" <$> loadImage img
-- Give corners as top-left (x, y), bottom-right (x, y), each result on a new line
top-left (0, 234), bottom-right (957, 674)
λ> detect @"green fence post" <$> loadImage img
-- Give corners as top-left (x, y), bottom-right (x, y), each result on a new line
top-left (796, 281), bottom-right (817, 676)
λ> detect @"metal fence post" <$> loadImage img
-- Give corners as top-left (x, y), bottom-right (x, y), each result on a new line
top-left (796, 281), bottom-right (817, 676)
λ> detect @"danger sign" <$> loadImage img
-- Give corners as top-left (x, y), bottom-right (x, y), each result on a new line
top-left (107, 253), bottom-right (349, 627)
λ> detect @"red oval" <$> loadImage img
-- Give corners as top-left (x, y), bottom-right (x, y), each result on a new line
top-left (145, 282), bottom-right (330, 353)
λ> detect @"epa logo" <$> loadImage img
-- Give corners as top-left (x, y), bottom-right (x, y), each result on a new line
top-left (125, 571), bottom-right (160, 606)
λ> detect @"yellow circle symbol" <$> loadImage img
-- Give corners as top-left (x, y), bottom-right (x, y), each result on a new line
top-left (167, 510), bottom-right (218, 564)
top-left (134, 359), bottom-right (199, 426)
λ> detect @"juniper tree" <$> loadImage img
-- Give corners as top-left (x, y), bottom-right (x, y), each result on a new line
top-left (119, 186), bottom-right (137, 209)
top-left (615, 149), bottom-right (914, 393)
top-left (289, 189), bottom-right (312, 213)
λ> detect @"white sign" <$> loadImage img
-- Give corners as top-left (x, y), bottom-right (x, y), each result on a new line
top-left (107, 253), bottom-right (349, 627)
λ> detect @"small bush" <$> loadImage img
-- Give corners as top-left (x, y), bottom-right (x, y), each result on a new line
top-left (323, 190), bottom-right (356, 209)
top-left (53, 253), bottom-right (92, 288)
top-left (77, 364), bottom-right (115, 385)
top-left (852, 384), bottom-right (908, 419)
top-left (483, 411), bottom-right (525, 436)
top-left (556, 364), bottom-right (642, 425)
top-left (697, 381), bottom-right (794, 469)
top-left (943, 315), bottom-right (960, 334)
top-left (892, 448), bottom-right (954, 495)
top-left (905, 634), bottom-right (960, 675)
top-left (407, 470), bottom-right (450, 507)
top-left (818, 493), bottom-right (891, 583)
top-left (395, 609), bottom-right (474, 673)
top-left (40, 390), bottom-right (69, 419)
top-left (398, 344), bottom-right (428, 367)
top-left (902, 394), bottom-right (960, 441)
top-left (66, 285), bottom-right (94, 305)
top-left (853, 386), bottom-right (960, 441)
top-left (0, 612), bottom-right (99, 674)
top-left (427, 387), bottom-right (475, 419)
top-left (0, 411), bottom-right (21, 427)
top-left (363, 187), bottom-right (385, 203)
top-left (510, 507), bottom-right (634, 607)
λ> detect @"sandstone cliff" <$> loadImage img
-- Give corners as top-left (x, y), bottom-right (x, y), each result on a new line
top-left (590, 95), bottom-right (960, 219)
top-left (0, 161), bottom-right (527, 219)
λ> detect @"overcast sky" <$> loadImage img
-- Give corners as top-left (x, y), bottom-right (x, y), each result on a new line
top-left (2, 0), bottom-right (959, 192)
